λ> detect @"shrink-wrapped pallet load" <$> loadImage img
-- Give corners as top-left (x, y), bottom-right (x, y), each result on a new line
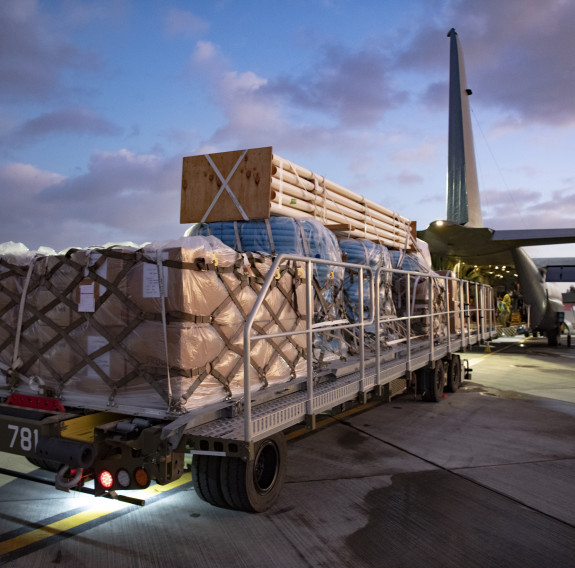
top-left (0, 237), bottom-right (306, 417)
top-left (190, 217), bottom-right (347, 364)
top-left (390, 243), bottom-right (447, 340)
top-left (338, 238), bottom-right (405, 353)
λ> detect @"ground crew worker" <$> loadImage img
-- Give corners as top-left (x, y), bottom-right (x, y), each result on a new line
top-left (502, 290), bottom-right (512, 326)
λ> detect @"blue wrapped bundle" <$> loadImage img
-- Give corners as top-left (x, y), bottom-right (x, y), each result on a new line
top-left (339, 239), bottom-right (403, 352)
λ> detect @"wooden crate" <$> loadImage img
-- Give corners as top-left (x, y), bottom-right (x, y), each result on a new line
top-left (181, 146), bottom-right (273, 223)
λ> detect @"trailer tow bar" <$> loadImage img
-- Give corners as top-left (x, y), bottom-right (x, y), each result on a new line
top-left (0, 467), bottom-right (145, 506)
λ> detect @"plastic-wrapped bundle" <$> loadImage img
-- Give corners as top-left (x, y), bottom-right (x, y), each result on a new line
top-left (339, 239), bottom-right (404, 352)
top-left (190, 217), bottom-right (342, 283)
top-left (191, 217), bottom-right (346, 364)
top-left (339, 239), bottom-right (381, 345)
top-left (390, 246), bottom-right (447, 340)
top-left (0, 237), bottom-right (307, 417)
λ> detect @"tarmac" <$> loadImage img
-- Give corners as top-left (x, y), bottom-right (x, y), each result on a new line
top-left (1, 333), bottom-right (574, 567)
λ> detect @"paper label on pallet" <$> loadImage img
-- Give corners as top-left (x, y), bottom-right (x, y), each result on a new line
top-left (78, 281), bottom-right (96, 312)
top-left (142, 253), bottom-right (169, 298)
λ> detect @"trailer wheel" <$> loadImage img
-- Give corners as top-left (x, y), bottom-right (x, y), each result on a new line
top-left (445, 355), bottom-right (461, 393)
top-left (422, 363), bottom-right (445, 402)
top-left (191, 455), bottom-right (229, 509)
top-left (220, 433), bottom-right (286, 513)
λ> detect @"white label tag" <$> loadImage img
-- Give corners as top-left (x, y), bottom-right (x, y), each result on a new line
top-left (142, 253), bottom-right (169, 298)
top-left (78, 283), bottom-right (96, 312)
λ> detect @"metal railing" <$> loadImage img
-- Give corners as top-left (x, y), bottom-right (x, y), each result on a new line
top-left (242, 254), bottom-right (497, 442)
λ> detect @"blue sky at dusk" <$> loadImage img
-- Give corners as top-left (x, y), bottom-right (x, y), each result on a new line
top-left (1, 0), bottom-right (574, 278)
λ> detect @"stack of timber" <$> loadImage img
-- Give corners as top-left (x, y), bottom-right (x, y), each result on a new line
top-left (181, 146), bottom-right (413, 251)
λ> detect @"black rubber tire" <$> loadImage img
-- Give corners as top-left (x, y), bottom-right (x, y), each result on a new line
top-left (191, 454), bottom-right (229, 509)
top-left (547, 327), bottom-right (560, 347)
top-left (414, 368), bottom-right (427, 396)
top-left (220, 433), bottom-right (287, 513)
top-left (445, 355), bottom-right (461, 393)
top-left (27, 457), bottom-right (62, 472)
top-left (422, 363), bottom-right (445, 402)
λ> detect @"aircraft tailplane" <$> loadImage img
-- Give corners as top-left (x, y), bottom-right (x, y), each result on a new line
top-left (446, 28), bottom-right (483, 228)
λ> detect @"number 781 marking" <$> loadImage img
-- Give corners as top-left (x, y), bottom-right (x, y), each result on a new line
top-left (7, 424), bottom-right (39, 452)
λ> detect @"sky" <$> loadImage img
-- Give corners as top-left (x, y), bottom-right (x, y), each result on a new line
top-left (1, 0), bottom-right (574, 289)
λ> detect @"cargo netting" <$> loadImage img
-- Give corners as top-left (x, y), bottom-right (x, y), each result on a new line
top-left (0, 237), bottom-right (307, 416)
top-left (191, 217), bottom-right (348, 365)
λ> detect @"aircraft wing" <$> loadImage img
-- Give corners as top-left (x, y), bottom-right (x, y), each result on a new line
top-left (418, 222), bottom-right (575, 266)
top-left (491, 228), bottom-right (575, 248)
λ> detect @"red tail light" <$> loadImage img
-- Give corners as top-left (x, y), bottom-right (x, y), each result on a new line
top-left (98, 470), bottom-right (114, 490)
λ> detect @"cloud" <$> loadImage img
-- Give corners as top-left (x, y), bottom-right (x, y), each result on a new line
top-left (185, 38), bottom-right (411, 167)
top-left (0, 162), bottom-right (64, 199)
top-left (396, 170), bottom-right (424, 186)
top-left (164, 9), bottom-right (209, 37)
top-left (188, 41), bottom-right (288, 149)
top-left (265, 44), bottom-right (408, 127)
top-left (0, 150), bottom-right (183, 251)
top-left (399, 0), bottom-right (575, 126)
top-left (483, 186), bottom-right (575, 230)
top-left (0, 162), bottom-right (65, 244)
top-left (0, 1), bottom-right (100, 101)
top-left (389, 142), bottom-right (440, 164)
top-left (8, 108), bottom-right (121, 146)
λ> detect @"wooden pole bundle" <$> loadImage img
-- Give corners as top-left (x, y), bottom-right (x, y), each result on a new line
top-left (271, 154), bottom-right (411, 249)
top-left (181, 147), bottom-right (413, 250)
top-left (270, 178), bottom-right (406, 242)
top-left (273, 154), bottom-right (410, 223)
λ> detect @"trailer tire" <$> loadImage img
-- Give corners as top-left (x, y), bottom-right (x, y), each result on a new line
top-left (220, 433), bottom-right (286, 513)
top-left (445, 355), bottom-right (461, 393)
top-left (191, 455), bottom-right (229, 509)
top-left (422, 363), bottom-right (445, 402)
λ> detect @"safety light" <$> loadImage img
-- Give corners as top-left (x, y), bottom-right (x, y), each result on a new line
top-left (134, 467), bottom-right (150, 488)
top-left (116, 469), bottom-right (131, 489)
top-left (98, 470), bottom-right (114, 490)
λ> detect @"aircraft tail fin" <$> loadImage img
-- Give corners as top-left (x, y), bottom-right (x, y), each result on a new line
top-left (446, 28), bottom-right (483, 228)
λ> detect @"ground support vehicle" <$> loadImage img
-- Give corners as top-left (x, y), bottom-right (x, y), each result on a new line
top-left (0, 254), bottom-right (497, 512)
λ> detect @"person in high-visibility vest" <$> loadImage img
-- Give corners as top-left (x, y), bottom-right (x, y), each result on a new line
top-left (502, 290), bottom-right (512, 326)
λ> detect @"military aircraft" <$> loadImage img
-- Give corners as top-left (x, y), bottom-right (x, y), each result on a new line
top-left (418, 29), bottom-right (575, 345)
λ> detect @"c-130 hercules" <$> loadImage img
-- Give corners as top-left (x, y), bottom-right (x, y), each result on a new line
top-left (418, 29), bottom-right (575, 345)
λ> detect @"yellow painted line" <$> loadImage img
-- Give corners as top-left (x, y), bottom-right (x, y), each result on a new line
top-left (467, 337), bottom-right (530, 366)
top-left (0, 507), bottom-right (128, 555)
top-left (0, 473), bottom-right (192, 556)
